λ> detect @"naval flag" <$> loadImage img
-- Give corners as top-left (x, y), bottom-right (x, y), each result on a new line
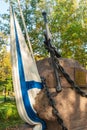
top-left (10, 7), bottom-right (46, 130)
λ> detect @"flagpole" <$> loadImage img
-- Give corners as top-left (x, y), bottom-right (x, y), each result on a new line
top-left (17, 0), bottom-right (34, 58)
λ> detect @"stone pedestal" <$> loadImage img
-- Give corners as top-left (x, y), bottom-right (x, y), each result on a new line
top-left (36, 58), bottom-right (87, 88)
top-left (34, 58), bottom-right (87, 130)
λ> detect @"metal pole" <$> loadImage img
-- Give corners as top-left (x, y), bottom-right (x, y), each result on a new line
top-left (17, 0), bottom-right (34, 58)
top-left (42, 12), bottom-right (62, 92)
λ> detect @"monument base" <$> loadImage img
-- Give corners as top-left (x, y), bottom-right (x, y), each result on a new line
top-left (34, 58), bottom-right (87, 130)
top-left (34, 88), bottom-right (87, 130)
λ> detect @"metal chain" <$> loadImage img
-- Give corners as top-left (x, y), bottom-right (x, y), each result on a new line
top-left (43, 30), bottom-right (87, 130)
top-left (44, 40), bottom-right (87, 98)
top-left (54, 57), bottom-right (87, 98)
top-left (41, 77), bottom-right (68, 130)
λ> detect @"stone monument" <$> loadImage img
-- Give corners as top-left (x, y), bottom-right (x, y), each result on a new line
top-left (34, 58), bottom-right (87, 130)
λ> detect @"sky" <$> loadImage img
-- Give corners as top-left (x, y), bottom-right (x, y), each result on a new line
top-left (0, 0), bottom-right (9, 26)
top-left (0, 1), bottom-right (9, 50)
top-left (0, 0), bottom-right (9, 27)
top-left (0, 0), bottom-right (80, 15)
top-left (0, 0), bottom-right (9, 15)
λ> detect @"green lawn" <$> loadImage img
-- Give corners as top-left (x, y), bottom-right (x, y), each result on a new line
top-left (0, 101), bottom-right (24, 130)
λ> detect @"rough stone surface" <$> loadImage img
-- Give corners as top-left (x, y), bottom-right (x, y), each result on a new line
top-left (34, 58), bottom-right (87, 130)
top-left (35, 88), bottom-right (87, 130)
top-left (36, 58), bottom-right (87, 87)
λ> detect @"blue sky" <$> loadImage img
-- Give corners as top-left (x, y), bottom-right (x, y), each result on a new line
top-left (0, 0), bottom-right (9, 15)
top-left (0, 1), bottom-right (10, 51)
top-left (0, 0), bottom-right (80, 15)
top-left (0, 0), bottom-right (9, 26)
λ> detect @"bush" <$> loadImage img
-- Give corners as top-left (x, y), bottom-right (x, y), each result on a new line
top-left (0, 101), bottom-right (24, 130)
top-left (0, 102), bottom-right (20, 121)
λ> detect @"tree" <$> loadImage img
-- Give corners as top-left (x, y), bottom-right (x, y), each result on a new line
top-left (50, 0), bottom-right (87, 68)
top-left (0, 31), bottom-right (12, 101)
top-left (0, 47), bottom-right (12, 101)
top-left (0, 0), bottom-right (87, 68)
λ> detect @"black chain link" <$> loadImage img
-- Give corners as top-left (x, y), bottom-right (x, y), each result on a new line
top-left (42, 12), bottom-right (87, 129)
top-left (54, 57), bottom-right (87, 98)
top-left (41, 77), bottom-right (68, 130)
top-left (42, 37), bottom-right (87, 130)
top-left (44, 39), bottom-right (87, 98)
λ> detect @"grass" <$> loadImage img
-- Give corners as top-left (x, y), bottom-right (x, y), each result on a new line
top-left (0, 101), bottom-right (24, 130)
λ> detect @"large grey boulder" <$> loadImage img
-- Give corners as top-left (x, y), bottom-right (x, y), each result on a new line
top-left (34, 58), bottom-right (87, 130)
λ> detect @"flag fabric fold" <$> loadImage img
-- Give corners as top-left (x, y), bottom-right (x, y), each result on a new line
top-left (10, 7), bottom-right (46, 130)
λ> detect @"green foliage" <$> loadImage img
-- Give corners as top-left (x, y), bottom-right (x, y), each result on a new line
top-left (0, 0), bottom-right (87, 68)
top-left (0, 95), bottom-right (12, 102)
top-left (0, 47), bottom-right (12, 92)
top-left (0, 95), bottom-right (4, 102)
top-left (0, 102), bottom-right (19, 120)
top-left (0, 101), bottom-right (23, 130)
top-left (50, 0), bottom-right (87, 68)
